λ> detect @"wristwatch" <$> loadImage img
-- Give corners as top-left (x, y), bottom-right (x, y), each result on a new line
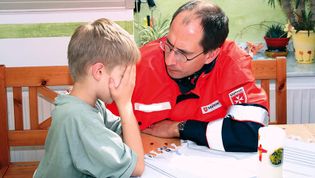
top-left (177, 121), bottom-right (186, 136)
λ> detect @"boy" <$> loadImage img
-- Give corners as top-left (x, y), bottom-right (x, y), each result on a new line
top-left (34, 18), bottom-right (144, 178)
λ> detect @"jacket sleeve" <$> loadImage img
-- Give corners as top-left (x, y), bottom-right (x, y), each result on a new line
top-left (180, 104), bottom-right (267, 152)
top-left (180, 81), bottom-right (269, 152)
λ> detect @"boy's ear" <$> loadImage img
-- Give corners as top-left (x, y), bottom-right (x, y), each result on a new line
top-left (91, 62), bottom-right (105, 81)
top-left (204, 48), bottom-right (220, 64)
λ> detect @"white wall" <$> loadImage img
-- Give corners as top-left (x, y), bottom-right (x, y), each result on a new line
top-left (0, 9), bottom-right (134, 24)
top-left (0, 37), bottom-right (69, 67)
top-left (0, 0), bottom-right (134, 24)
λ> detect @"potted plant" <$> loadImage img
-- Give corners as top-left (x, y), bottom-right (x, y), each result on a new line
top-left (267, 0), bottom-right (315, 63)
top-left (264, 23), bottom-right (290, 57)
top-left (135, 16), bottom-right (170, 46)
top-left (235, 21), bottom-right (289, 57)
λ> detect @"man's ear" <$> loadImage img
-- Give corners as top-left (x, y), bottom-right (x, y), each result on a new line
top-left (91, 62), bottom-right (105, 81)
top-left (204, 48), bottom-right (220, 64)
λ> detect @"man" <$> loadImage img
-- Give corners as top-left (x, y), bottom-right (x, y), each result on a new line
top-left (107, 0), bottom-right (268, 152)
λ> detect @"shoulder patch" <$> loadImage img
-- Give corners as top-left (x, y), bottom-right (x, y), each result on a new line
top-left (229, 87), bottom-right (247, 104)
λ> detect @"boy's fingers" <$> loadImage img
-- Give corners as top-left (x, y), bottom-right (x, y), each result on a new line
top-left (108, 78), bottom-right (115, 92)
top-left (123, 65), bottom-right (135, 85)
top-left (130, 65), bottom-right (136, 84)
top-left (121, 65), bottom-right (132, 84)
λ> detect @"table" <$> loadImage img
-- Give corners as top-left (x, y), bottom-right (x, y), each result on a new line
top-left (141, 124), bottom-right (315, 153)
top-left (277, 123), bottom-right (315, 142)
top-left (141, 133), bottom-right (180, 154)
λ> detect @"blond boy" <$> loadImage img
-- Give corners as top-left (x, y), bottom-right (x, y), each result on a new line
top-left (34, 18), bottom-right (144, 178)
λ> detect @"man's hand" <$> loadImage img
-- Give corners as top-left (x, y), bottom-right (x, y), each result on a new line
top-left (142, 120), bottom-right (180, 138)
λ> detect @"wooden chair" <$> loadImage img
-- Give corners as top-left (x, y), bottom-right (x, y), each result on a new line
top-left (0, 65), bottom-right (72, 178)
top-left (251, 57), bottom-right (287, 124)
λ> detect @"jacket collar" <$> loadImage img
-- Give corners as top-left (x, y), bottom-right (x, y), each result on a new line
top-left (173, 57), bottom-right (217, 94)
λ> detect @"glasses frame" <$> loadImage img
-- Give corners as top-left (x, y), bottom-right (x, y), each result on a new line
top-left (160, 40), bottom-right (204, 63)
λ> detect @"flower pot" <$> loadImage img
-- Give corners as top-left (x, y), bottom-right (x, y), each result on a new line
top-left (264, 37), bottom-right (290, 51)
top-left (292, 31), bottom-right (315, 64)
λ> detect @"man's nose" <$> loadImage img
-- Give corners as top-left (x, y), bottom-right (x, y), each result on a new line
top-left (165, 51), bottom-right (177, 66)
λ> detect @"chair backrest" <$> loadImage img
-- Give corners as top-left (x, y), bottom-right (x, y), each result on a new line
top-left (0, 65), bottom-right (72, 168)
top-left (251, 57), bottom-right (287, 124)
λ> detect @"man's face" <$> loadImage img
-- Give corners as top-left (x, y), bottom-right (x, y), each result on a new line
top-left (164, 12), bottom-right (210, 79)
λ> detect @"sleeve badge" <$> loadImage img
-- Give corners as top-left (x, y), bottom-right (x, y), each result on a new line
top-left (229, 87), bottom-right (247, 104)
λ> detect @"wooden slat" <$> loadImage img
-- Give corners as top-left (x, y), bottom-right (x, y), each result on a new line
top-left (5, 66), bottom-right (72, 87)
top-left (13, 87), bottom-right (23, 130)
top-left (37, 86), bottom-right (58, 103)
top-left (260, 80), bottom-right (270, 97)
top-left (39, 117), bottom-right (52, 129)
top-left (276, 57), bottom-right (287, 124)
top-left (8, 130), bottom-right (47, 146)
top-left (0, 65), bottom-right (10, 168)
top-left (0, 166), bottom-right (8, 177)
top-left (261, 79), bottom-right (270, 106)
top-left (29, 87), bottom-right (39, 129)
top-left (4, 162), bottom-right (39, 178)
top-left (252, 60), bottom-right (277, 79)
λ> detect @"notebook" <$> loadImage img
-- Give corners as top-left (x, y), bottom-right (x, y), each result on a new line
top-left (138, 139), bottom-right (315, 178)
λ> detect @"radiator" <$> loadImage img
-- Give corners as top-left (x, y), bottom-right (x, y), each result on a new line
top-left (287, 88), bottom-right (315, 124)
top-left (7, 88), bottom-right (315, 162)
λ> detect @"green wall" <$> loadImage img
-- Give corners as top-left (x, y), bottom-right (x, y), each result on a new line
top-left (134, 0), bottom-right (286, 43)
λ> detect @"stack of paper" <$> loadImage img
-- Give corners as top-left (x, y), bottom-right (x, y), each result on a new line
top-left (138, 139), bottom-right (315, 178)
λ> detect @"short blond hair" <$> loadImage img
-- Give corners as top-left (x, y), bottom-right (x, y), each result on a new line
top-left (68, 18), bottom-right (140, 81)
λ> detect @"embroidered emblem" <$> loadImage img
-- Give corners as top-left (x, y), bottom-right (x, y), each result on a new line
top-left (201, 100), bottom-right (222, 114)
top-left (229, 87), bottom-right (247, 104)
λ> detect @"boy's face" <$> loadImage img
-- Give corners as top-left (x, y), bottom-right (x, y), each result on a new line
top-left (100, 65), bottom-right (126, 103)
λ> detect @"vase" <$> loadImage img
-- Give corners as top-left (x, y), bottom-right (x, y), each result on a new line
top-left (264, 36), bottom-right (290, 51)
top-left (291, 31), bottom-right (315, 64)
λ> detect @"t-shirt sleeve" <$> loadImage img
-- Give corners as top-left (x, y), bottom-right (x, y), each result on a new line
top-left (97, 100), bottom-right (122, 135)
top-left (64, 113), bottom-right (137, 178)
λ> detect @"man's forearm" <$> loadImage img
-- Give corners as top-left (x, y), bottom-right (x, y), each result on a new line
top-left (179, 117), bottom-right (263, 152)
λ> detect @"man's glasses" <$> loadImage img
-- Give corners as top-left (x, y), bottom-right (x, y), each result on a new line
top-left (160, 40), bottom-right (204, 63)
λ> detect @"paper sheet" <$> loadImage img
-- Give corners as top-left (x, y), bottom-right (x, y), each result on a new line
top-left (137, 139), bottom-right (315, 178)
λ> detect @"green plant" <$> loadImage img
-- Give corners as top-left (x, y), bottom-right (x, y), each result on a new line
top-left (135, 16), bottom-right (170, 46)
top-left (267, 0), bottom-right (315, 35)
top-left (265, 24), bottom-right (288, 38)
top-left (235, 21), bottom-right (287, 39)
top-left (294, 10), bottom-right (315, 34)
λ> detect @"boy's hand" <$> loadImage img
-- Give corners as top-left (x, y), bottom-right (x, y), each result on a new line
top-left (109, 65), bottom-right (136, 107)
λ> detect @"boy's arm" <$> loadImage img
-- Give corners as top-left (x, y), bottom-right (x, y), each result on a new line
top-left (118, 102), bottom-right (144, 176)
top-left (109, 65), bottom-right (144, 176)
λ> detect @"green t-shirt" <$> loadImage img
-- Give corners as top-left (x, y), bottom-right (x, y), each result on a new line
top-left (34, 94), bottom-right (137, 178)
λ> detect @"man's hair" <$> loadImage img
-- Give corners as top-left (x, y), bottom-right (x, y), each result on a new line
top-left (68, 18), bottom-right (140, 81)
top-left (171, 0), bottom-right (229, 53)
